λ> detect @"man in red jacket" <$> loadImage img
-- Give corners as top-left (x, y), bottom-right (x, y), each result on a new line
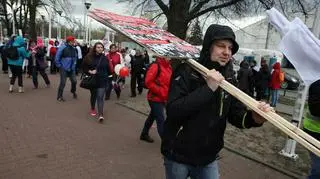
top-left (270, 62), bottom-right (282, 107)
top-left (140, 57), bottom-right (172, 143)
top-left (105, 44), bottom-right (122, 100)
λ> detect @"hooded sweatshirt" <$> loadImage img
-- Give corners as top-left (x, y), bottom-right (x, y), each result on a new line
top-left (161, 24), bottom-right (261, 166)
top-left (7, 36), bottom-right (29, 67)
top-left (270, 62), bottom-right (281, 89)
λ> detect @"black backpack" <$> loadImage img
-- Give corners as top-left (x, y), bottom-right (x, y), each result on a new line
top-left (142, 62), bottom-right (161, 89)
top-left (4, 46), bottom-right (20, 60)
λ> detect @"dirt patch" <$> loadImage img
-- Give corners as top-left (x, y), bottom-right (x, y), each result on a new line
top-left (117, 96), bottom-right (311, 177)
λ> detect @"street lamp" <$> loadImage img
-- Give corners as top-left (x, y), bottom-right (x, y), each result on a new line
top-left (41, 15), bottom-right (45, 39)
top-left (84, 1), bottom-right (91, 44)
top-left (12, 4), bottom-right (16, 35)
top-left (57, 10), bottom-right (63, 40)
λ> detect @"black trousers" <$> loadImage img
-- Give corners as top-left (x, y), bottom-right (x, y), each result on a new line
top-left (32, 67), bottom-right (50, 88)
top-left (9, 65), bottom-right (23, 86)
top-left (1, 56), bottom-right (8, 72)
top-left (130, 72), bottom-right (143, 96)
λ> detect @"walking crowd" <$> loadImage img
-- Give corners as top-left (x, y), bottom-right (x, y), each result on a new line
top-left (0, 23), bottom-right (319, 179)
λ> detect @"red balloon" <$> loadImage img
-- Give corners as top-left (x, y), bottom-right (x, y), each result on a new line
top-left (119, 67), bottom-right (129, 77)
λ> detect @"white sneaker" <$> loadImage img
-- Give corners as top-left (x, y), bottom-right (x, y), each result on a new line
top-left (18, 87), bottom-right (24, 93)
top-left (9, 85), bottom-right (13, 93)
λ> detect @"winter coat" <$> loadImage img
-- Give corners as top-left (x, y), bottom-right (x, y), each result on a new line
top-left (55, 43), bottom-right (77, 72)
top-left (82, 54), bottom-right (112, 88)
top-left (145, 58), bottom-right (172, 103)
top-left (237, 61), bottom-right (254, 96)
top-left (7, 36), bottom-right (30, 67)
top-left (131, 54), bottom-right (145, 74)
top-left (107, 51), bottom-right (122, 68)
top-left (256, 65), bottom-right (271, 91)
top-left (270, 62), bottom-right (281, 90)
top-left (161, 24), bottom-right (262, 166)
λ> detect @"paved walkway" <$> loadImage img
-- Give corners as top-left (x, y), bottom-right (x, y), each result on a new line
top-left (0, 73), bottom-right (296, 178)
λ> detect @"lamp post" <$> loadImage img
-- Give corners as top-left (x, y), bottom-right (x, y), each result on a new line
top-left (84, 1), bottom-right (91, 44)
top-left (57, 10), bottom-right (63, 40)
top-left (12, 4), bottom-right (16, 35)
top-left (41, 15), bottom-right (45, 39)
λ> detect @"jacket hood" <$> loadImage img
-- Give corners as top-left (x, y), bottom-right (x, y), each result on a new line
top-left (198, 24), bottom-right (239, 67)
top-left (240, 60), bottom-right (250, 69)
top-left (13, 36), bottom-right (25, 47)
top-left (273, 62), bottom-right (280, 69)
top-left (49, 40), bottom-right (54, 45)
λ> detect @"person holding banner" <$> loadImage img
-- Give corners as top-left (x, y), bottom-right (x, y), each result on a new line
top-left (161, 24), bottom-right (272, 179)
top-left (303, 79), bottom-right (320, 179)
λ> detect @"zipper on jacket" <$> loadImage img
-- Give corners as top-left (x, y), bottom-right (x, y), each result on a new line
top-left (219, 91), bottom-right (224, 117)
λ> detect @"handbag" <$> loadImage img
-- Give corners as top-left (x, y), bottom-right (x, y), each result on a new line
top-left (80, 56), bottom-right (103, 89)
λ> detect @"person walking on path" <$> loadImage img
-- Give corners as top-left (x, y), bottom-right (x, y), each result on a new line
top-left (30, 38), bottom-right (50, 89)
top-left (161, 24), bottom-right (272, 179)
top-left (270, 62), bottom-right (282, 107)
top-left (55, 36), bottom-right (78, 102)
top-left (82, 42), bottom-right (113, 122)
top-left (303, 79), bottom-right (320, 179)
top-left (237, 60), bottom-right (254, 97)
top-left (140, 57), bottom-right (172, 143)
top-left (7, 36), bottom-right (29, 93)
top-left (105, 44), bottom-right (123, 100)
top-left (255, 62), bottom-right (271, 101)
top-left (130, 49), bottom-right (145, 97)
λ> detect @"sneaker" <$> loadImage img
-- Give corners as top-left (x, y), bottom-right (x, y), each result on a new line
top-left (72, 93), bottom-right (78, 99)
top-left (90, 109), bottom-right (97, 117)
top-left (57, 97), bottom-right (65, 102)
top-left (98, 116), bottom-right (104, 123)
top-left (9, 85), bottom-right (13, 93)
top-left (18, 87), bottom-right (24, 93)
top-left (140, 135), bottom-right (154, 143)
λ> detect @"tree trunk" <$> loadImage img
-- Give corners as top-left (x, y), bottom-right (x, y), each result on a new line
top-left (167, 15), bottom-right (188, 40)
top-left (166, 0), bottom-right (190, 40)
top-left (28, 0), bottom-right (37, 40)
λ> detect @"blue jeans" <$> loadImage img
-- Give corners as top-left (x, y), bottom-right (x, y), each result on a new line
top-left (271, 89), bottom-right (279, 107)
top-left (90, 88), bottom-right (106, 116)
top-left (308, 152), bottom-right (320, 179)
top-left (141, 101), bottom-right (165, 138)
top-left (164, 158), bottom-right (219, 179)
top-left (57, 69), bottom-right (77, 98)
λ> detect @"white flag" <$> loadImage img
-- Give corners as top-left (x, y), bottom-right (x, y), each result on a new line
top-left (267, 8), bottom-right (320, 85)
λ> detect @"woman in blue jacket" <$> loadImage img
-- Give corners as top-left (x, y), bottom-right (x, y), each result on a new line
top-left (7, 36), bottom-right (29, 93)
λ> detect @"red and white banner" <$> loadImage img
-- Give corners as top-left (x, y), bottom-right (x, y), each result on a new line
top-left (88, 9), bottom-right (200, 59)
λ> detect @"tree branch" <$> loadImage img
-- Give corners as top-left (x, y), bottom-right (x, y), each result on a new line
top-left (154, 0), bottom-right (169, 15)
top-left (189, 0), bottom-right (210, 16)
top-left (188, 0), bottom-right (243, 21)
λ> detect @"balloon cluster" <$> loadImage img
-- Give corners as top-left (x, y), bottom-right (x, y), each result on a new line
top-left (114, 64), bottom-right (129, 77)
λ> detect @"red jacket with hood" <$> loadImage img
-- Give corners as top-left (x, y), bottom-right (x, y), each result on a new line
top-left (270, 62), bottom-right (281, 90)
top-left (145, 57), bottom-right (172, 103)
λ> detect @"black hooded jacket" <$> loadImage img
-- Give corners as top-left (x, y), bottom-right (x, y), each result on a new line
top-left (161, 24), bottom-right (262, 166)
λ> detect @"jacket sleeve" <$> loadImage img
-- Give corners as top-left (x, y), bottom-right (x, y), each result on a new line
top-left (227, 97), bottom-right (263, 129)
top-left (166, 65), bottom-right (217, 120)
top-left (145, 63), bottom-right (165, 98)
top-left (81, 59), bottom-right (89, 74)
top-left (106, 55), bottom-right (114, 74)
top-left (55, 46), bottom-right (63, 68)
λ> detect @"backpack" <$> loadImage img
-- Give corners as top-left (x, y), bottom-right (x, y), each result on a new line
top-left (142, 62), bottom-right (161, 89)
top-left (4, 46), bottom-right (20, 60)
top-left (279, 71), bottom-right (285, 83)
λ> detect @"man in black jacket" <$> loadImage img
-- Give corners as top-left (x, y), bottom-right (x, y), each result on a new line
top-left (161, 24), bottom-right (272, 179)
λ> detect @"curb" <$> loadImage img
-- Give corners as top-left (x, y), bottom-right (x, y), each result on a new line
top-left (116, 102), bottom-right (303, 179)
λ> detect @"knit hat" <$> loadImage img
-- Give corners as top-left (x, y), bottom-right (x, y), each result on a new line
top-left (66, 36), bottom-right (75, 42)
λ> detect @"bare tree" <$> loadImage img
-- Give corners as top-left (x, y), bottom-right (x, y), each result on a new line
top-left (118, 0), bottom-right (320, 40)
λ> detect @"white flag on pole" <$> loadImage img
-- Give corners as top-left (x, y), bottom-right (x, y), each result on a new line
top-left (267, 8), bottom-right (320, 85)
